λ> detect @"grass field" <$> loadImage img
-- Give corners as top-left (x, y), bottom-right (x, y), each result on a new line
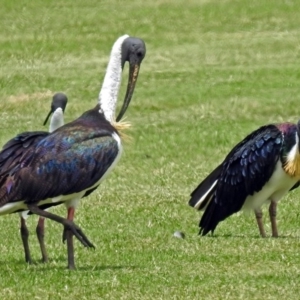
top-left (1, 0), bottom-right (300, 299)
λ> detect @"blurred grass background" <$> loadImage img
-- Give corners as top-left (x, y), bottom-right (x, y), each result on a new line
top-left (1, 0), bottom-right (300, 299)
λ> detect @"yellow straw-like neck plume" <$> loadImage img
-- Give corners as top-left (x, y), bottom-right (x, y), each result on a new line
top-left (283, 151), bottom-right (300, 178)
top-left (112, 118), bottom-right (132, 141)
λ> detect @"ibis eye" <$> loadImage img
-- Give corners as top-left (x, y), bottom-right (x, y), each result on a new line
top-left (137, 51), bottom-right (144, 58)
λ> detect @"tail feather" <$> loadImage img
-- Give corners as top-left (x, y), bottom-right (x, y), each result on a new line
top-left (199, 196), bottom-right (226, 236)
top-left (189, 164), bottom-right (222, 210)
top-left (199, 190), bottom-right (241, 236)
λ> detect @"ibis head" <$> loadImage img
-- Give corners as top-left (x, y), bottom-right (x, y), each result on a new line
top-left (116, 37), bottom-right (146, 122)
top-left (43, 93), bottom-right (68, 126)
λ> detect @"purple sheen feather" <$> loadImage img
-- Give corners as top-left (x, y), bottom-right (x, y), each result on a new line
top-left (6, 177), bottom-right (14, 194)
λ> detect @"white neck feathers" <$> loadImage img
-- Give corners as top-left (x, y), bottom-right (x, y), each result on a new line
top-left (49, 108), bottom-right (64, 133)
top-left (98, 34), bottom-right (129, 123)
top-left (284, 133), bottom-right (300, 177)
top-left (287, 133), bottom-right (299, 162)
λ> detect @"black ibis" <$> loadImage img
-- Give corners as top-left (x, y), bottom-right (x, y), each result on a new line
top-left (189, 121), bottom-right (300, 237)
top-left (0, 34), bottom-right (146, 269)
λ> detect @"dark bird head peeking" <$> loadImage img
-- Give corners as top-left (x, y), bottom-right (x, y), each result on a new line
top-left (117, 37), bottom-right (146, 122)
top-left (43, 93), bottom-right (68, 126)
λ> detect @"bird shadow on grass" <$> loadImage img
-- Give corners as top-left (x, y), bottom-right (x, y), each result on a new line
top-left (0, 258), bottom-right (50, 268)
top-left (74, 265), bottom-right (140, 272)
top-left (35, 255), bottom-right (140, 272)
top-left (206, 233), bottom-right (299, 239)
top-left (0, 258), bottom-right (139, 272)
top-left (31, 264), bottom-right (140, 272)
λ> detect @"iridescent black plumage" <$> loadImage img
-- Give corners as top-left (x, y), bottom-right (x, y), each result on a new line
top-left (189, 121), bottom-right (300, 236)
top-left (0, 105), bottom-right (119, 204)
top-left (0, 131), bottom-right (48, 177)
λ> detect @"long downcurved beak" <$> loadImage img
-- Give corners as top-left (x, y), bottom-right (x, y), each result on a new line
top-left (116, 63), bottom-right (140, 122)
top-left (43, 109), bottom-right (53, 126)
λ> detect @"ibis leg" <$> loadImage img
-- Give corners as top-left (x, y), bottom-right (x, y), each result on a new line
top-left (27, 204), bottom-right (94, 248)
top-left (36, 217), bottom-right (48, 263)
top-left (63, 207), bottom-right (76, 270)
top-left (20, 217), bottom-right (32, 263)
top-left (254, 209), bottom-right (266, 238)
top-left (269, 200), bottom-right (278, 238)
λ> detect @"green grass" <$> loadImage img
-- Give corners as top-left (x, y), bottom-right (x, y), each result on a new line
top-left (1, 0), bottom-right (300, 298)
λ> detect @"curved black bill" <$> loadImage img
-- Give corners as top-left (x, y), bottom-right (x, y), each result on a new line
top-left (116, 64), bottom-right (140, 122)
top-left (43, 110), bottom-right (53, 126)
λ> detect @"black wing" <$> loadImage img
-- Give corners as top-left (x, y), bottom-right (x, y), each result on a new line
top-left (199, 124), bottom-right (283, 235)
top-left (0, 131), bottom-right (49, 177)
top-left (0, 119), bottom-right (120, 206)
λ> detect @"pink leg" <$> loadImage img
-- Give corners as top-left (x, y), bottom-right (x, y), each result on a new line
top-left (63, 207), bottom-right (76, 270)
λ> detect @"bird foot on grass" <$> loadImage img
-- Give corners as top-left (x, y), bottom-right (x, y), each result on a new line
top-left (67, 264), bottom-right (76, 271)
top-left (25, 258), bottom-right (33, 264)
top-left (62, 221), bottom-right (95, 249)
top-left (41, 257), bottom-right (49, 263)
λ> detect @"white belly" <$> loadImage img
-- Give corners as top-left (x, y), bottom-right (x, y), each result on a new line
top-left (242, 161), bottom-right (299, 211)
top-left (0, 187), bottom-right (92, 217)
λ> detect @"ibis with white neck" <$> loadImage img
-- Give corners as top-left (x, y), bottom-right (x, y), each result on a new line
top-left (0, 35), bottom-right (146, 269)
